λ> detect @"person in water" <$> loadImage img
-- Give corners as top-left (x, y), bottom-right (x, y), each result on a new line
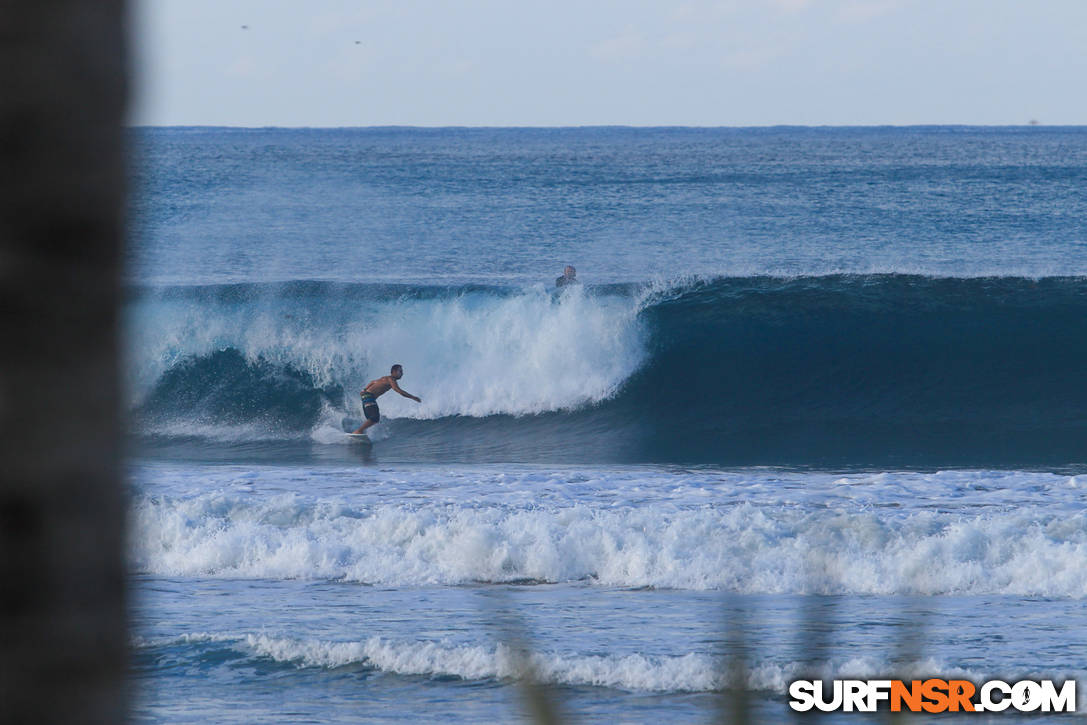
top-left (352, 364), bottom-right (422, 435)
top-left (556, 265), bottom-right (578, 287)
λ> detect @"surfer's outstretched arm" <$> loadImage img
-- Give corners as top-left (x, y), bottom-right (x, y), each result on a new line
top-left (390, 379), bottom-right (421, 403)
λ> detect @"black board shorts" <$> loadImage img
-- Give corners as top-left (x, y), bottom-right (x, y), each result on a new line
top-left (360, 391), bottom-right (380, 422)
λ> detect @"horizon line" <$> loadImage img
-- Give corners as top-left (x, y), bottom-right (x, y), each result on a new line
top-left (126, 122), bottom-right (1082, 130)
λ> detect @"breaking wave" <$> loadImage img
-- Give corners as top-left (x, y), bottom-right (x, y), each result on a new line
top-left (127, 275), bottom-right (1087, 465)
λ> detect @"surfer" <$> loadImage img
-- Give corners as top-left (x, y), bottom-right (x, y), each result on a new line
top-left (556, 265), bottom-right (578, 288)
top-left (351, 364), bottom-right (422, 435)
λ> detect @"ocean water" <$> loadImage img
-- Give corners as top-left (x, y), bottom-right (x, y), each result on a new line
top-left (128, 127), bottom-right (1087, 722)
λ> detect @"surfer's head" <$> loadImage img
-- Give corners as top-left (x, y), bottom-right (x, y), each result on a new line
top-left (390, 364), bottom-right (403, 379)
top-left (563, 265), bottom-right (576, 279)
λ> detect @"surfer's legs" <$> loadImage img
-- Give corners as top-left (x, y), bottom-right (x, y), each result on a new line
top-left (354, 393), bottom-right (380, 434)
top-left (352, 419), bottom-right (376, 434)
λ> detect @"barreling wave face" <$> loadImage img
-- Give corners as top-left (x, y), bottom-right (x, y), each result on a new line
top-left (127, 275), bottom-right (1087, 466)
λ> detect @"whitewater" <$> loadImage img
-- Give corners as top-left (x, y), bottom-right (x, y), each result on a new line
top-left (128, 126), bottom-right (1087, 723)
top-left (133, 463), bottom-right (1087, 595)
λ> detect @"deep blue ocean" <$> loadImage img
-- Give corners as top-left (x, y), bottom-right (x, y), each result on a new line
top-left (128, 127), bottom-right (1087, 722)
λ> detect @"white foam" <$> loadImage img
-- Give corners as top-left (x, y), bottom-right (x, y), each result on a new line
top-left (127, 284), bottom-right (648, 421)
top-left (135, 632), bottom-right (995, 693)
top-left (130, 487), bottom-right (1087, 596)
top-left (137, 418), bottom-right (305, 442)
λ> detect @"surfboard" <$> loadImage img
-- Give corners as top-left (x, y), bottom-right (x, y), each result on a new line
top-left (346, 433), bottom-right (371, 442)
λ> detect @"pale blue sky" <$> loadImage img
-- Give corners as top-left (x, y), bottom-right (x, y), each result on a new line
top-left (132, 0), bottom-right (1087, 126)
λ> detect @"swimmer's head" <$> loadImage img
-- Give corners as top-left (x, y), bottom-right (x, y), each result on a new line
top-left (391, 364), bottom-right (403, 379)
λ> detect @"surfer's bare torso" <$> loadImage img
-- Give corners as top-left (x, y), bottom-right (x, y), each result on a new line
top-left (363, 375), bottom-right (403, 398)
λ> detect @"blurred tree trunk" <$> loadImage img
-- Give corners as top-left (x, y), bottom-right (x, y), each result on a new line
top-left (0, 1), bottom-right (128, 723)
